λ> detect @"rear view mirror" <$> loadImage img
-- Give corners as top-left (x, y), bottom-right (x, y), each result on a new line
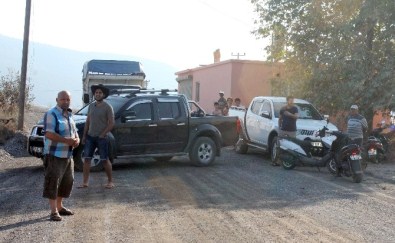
top-left (83, 94), bottom-right (90, 104)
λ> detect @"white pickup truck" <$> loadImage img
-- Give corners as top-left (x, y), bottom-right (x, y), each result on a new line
top-left (229, 96), bottom-right (338, 162)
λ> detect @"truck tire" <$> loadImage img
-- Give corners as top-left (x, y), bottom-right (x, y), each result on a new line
top-left (74, 145), bottom-right (104, 172)
top-left (235, 138), bottom-right (248, 154)
top-left (189, 137), bottom-right (216, 166)
top-left (270, 136), bottom-right (280, 163)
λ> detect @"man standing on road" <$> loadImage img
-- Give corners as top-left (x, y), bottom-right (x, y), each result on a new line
top-left (79, 84), bottom-right (115, 189)
top-left (346, 105), bottom-right (368, 146)
top-left (43, 90), bottom-right (80, 221)
top-left (274, 95), bottom-right (299, 166)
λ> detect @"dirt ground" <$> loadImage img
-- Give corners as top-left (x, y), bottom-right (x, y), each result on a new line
top-left (0, 107), bottom-right (394, 242)
top-left (1, 146), bottom-right (395, 242)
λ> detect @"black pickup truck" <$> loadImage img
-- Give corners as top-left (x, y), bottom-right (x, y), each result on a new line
top-left (28, 89), bottom-right (239, 171)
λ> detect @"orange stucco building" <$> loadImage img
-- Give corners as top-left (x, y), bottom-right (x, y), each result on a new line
top-left (176, 58), bottom-right (283, 114)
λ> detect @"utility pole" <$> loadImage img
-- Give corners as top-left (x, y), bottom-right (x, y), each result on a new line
top-left (18, 0), bottom-right (32, 130)
top-left (231, 52), bottom-right (245, 59)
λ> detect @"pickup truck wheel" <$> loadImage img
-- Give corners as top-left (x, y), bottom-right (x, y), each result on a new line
top-left (154, 156), bottom-right (173, 162)
top-left (235, 138), bottom-right (248, 154)
top-left (270, 136), bottom-right (280, 163)
top-left (74, 146), bottom-right (104, 172)
top-left (190, 137), bottom-right (216, 166)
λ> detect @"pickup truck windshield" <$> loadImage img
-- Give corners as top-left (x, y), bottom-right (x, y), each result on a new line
top-left (75, 97), bottom-right (128, 116)
top-left (273, 102), bottom-right (323, 120)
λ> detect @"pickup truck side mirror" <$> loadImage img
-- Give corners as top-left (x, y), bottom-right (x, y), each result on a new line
top-left (121, 110), bottom-right (137, 123)
top-left (83, 94), bottom-right (90, 104)
top-left (260, 111), bottom-right (271, 119)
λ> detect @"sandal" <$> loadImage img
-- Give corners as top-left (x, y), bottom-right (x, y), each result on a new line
top-left (50, 212), bottom-right (62, 221)
top-left (105, 183), bottom-right (114, 189)
top-left (59, 207), bottom-right (74, 216)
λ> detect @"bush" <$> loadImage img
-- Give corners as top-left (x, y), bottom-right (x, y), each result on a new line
top-left (0, 69), bottom-right (34, 143)
top-left (0, 119), bottom-right (16, 145)
top-left (0, 69), bottom-right (34, 116)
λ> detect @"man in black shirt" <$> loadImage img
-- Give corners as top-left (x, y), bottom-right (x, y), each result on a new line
top-left (274, 96), bottom-right (299, 166)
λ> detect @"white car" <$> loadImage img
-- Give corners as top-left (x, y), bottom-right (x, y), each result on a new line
top-left (229, 96), bottom-right (338, 162)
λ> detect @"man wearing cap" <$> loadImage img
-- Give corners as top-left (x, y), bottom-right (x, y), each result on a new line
top-left (79, 84), bottom-right (115, 189)
top-left (347, 105), bottom-right (368, 146)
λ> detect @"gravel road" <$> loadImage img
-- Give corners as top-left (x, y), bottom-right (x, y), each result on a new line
top-left (0, 145), bottom-right (394, 243)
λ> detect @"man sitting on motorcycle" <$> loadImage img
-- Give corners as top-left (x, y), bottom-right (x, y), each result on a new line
top-left (346, 105), bottom-right (368, 146)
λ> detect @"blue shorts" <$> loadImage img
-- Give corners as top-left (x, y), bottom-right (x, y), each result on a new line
top-left (83, 135), bottom-right (109, 161)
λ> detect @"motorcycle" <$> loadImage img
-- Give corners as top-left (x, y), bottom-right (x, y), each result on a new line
top-left (370, 124), bottom-right (392, 162)
top-left (325, 130), bottom-right (364, 183)
top-left (362, 136), bottom-right (384, 163)
top-left (279, 127), bottom-right (364, 183)
top-left (278, 127), bottom-right (335, 170)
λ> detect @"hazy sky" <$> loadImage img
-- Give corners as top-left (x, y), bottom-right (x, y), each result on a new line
top-left (0, 0), bottom-right (269, 70)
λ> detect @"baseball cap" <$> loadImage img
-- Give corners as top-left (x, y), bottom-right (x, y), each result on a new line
top-left (219, 91), bottom-right (224, 94)
top-left (350, 105), bottom-right (358, 110)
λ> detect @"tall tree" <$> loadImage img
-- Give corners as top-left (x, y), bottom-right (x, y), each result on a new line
top-left (251, 0), bottom-right (395, 127)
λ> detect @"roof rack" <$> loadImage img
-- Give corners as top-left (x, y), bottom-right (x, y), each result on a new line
top-left (110, 88), bottom-right (178, 97)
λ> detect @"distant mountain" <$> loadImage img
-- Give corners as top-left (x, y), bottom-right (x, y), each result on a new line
top-left (0, 34), bottom-right (178, 109)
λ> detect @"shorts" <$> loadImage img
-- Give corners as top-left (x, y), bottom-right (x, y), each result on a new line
top-left (42, 155), bottom-right (74, 200)
top-left (83, 135), bottom-right (109, 161)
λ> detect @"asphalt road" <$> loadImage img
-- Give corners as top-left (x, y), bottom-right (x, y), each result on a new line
top-left (0, 147), bottom-right (394, 242)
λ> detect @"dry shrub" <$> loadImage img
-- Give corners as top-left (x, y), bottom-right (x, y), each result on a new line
top-left (0, 117), bottom-right (16, 145)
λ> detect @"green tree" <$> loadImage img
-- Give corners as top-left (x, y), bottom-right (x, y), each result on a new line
top-left (251, 0), bottom-right (395, 127)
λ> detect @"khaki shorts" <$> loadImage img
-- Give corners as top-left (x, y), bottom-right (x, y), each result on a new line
top-left (42, 155), bottom-right (74, 200)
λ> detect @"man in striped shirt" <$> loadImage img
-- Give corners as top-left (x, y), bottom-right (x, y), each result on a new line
top-left (43, 91), bottom-right (80, 221)
top-left (346, 105), bottom-right (368, 146)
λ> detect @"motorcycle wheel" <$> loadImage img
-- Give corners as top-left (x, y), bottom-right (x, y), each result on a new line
top-left (326, 158), bottom-right (338, 175)
top-left (281, 154), bottom-right (296, 170)
top-left (352, 174), bottom-right (363, 183)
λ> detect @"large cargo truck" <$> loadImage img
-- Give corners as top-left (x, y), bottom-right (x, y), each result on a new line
top-left (82, 59), bottom-right (147, 105)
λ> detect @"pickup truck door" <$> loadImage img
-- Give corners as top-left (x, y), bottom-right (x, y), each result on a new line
top-left (155, 97), bottom-right (189, 152)
top-left (245, 98), bottom-right (264, 144)
top-left (258, 99), bottom-right (273, 146)
top-left (113, 98), bottom-right (158, 155)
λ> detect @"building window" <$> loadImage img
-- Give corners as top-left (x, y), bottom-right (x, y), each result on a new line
top-left (195, 82), bottom-right (200, 102)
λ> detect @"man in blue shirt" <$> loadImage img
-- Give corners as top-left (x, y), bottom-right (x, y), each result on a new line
top-left (43, 90), bottom-right (80, 221)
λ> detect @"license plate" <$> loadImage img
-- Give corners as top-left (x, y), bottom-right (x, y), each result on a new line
top-left (350, 154), bottom-right (362, 160)
top-left (31, 146), bottom-right (43, 153)
top-left (368, 149), bottom-right (377, 155)
top-left (311, 142), bottom-right (323, 147)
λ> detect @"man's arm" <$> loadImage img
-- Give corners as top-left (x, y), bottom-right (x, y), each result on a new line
top-left (45, 131), bottom-right (76, 147)
top-left (82, 114), bottom-right (90, 144)
top-left (99, 106), bottom-right (115, 138)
